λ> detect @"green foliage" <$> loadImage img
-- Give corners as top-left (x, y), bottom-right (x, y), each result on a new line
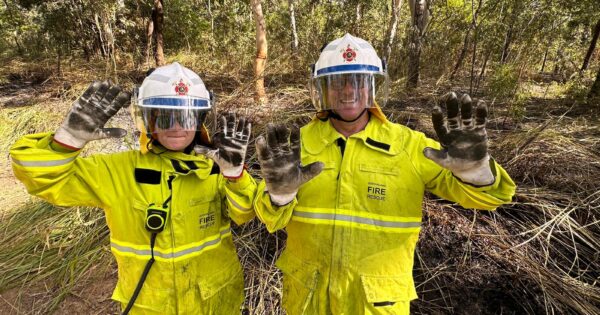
top-left (488, 64), bottom-right (519, 100)
top-left (564, 75), bottom-right (594, 102)
top-left (509, 89), bottom-right (529, 121)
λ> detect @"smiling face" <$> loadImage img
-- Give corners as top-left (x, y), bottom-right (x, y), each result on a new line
top-left (154, 122), bottom-right (196, 151)
top-left (150, 109), bottom-right (199, 151)
top-left (326, 77), bottom-right (370, 121)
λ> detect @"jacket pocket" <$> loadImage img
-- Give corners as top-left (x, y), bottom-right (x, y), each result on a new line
top-left (112, 278), bottom-right (173, 313)
top-left (360, 273), bottom-right (416, 314)
top-left (198, 258), bottom-right (243, 300)
top-left (359, 163), bottom-right (399, 175)
top-left (276, 251), bottom-right (319, 315)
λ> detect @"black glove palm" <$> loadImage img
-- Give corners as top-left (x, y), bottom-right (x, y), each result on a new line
top-left (54, 81), bottom-right (130, 149)
top-left (256, 124), bottom-right (323, 205)
top-left (195, 112), bottom-right (250, 178)
top-left (423, 92), bottom-right (494, 185)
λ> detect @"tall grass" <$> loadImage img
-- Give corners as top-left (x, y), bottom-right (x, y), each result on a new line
top-left (0, 202), bottom-right (111, 313)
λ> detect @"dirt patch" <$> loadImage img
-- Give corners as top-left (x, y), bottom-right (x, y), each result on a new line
top-left (0, 261), bottom-right (118, 315)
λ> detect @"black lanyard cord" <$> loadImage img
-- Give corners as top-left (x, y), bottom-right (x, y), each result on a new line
top-left (122, 176), bottom-right (174, 315)
top-left (121, 233), bottom-right (157, 315)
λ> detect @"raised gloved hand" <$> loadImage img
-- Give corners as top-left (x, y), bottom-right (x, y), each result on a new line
top-left (194, 112), bottom-right (251, 178)
top-left (423, 92), bottom-right (495, 186)
top-left (256, 124), bottom-right (324, 206)
top-left (54, 81), bottom-right (131, 149)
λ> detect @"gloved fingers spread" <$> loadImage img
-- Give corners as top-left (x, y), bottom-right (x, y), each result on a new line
top-left (225, 112), bottom-right (236, 138)
top-left (219, 114), bottom-right (229, 137)
top-left (241, 121), bottom-right (251, 142)
top-left (443, 92), bottom-right (460, 130)
top-left (300, 161), bottom-right (324, 184)
top-left (431, 106), bottom-right (448, 145)
top-left (275, 124), bottom-right (291, 152)
top-left (256, 136), bottom-right (271, 161)
top-left (92, 127), bottom-right (127, 140)
top-left (474, 100), bottom-right (487, 134)
top-left (89, 81), bottom-right (111, 108)
top-left (234, 117), bottom-right (251, 142)
top-left (110, 90), bottom-right (132, 111)
top-left (290, 124), bottom-right (301, 159)
top-left (101, 86), bottom-right (128, 118)
top-left (79, 81), bottom-right (102, 105)
top-left (460, 94), bottom-right (474, 130)
top-left (100, 85), bottom-right (122, 108)
top-left (423, 147), bottom-right (450, 168)
top-left (266, 123), bottom-right (280, 152)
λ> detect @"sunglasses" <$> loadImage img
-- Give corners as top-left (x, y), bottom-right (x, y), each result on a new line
top-left (153, 109), bottom-right (200, 130)
top-left (326, 73), bottom-right (372, 90)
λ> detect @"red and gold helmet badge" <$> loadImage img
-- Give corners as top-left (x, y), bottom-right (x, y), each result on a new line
top-left (342, 45), bottom-right (357, 62)
top-left (174, 79), bottom-right (189, 95)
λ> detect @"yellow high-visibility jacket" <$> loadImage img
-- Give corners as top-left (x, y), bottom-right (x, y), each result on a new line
top-left (254, 116), bottom-right (516, 315)
top-left (11, 133), bottom-right (257, 314)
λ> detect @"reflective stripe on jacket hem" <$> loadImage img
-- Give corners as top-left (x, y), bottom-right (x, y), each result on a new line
top-left (226, 194), bottom-right (252, 212)
top-left (292, 206), bottom-right (421, 233)
top-left (12, 156), bottom-right (76, 167)
top-left (110, 225), bottom-right (231, 262)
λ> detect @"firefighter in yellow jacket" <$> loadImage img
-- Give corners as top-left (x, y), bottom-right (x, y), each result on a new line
top-left (254, 34), bottom-right (516, 314)
top-left (10, 63), bottom-right (256, 314)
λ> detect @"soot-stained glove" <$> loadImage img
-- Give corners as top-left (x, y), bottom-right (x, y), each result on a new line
top-left (423, 92), bottom-right (495, 186)
top-left (53, 81), bottom-right (131, 149)
top-left (256, 124), bottom-right (324, 206)
top-left (194, 112), bottom-right (251, 179)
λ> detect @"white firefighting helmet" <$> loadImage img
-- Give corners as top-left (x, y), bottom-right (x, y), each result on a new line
top-left (310, 33), bottom-right (389, 112)
top-left (133, 62), bottom-right (213, 137)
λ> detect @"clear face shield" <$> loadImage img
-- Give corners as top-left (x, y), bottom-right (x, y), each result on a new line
top-left (132, 87), bottom-right (210, 136)
top-left (310, 72), bottom-right (389, 112)
top-left (140, 107), bottom-right (207, 133)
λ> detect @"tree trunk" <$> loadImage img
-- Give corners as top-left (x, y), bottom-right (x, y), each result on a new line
top-left (469, 29), bottom-right (479, 94)
top-left (206, 0), bottom-right (215, 52)
top-left (94, 13), bottom-right (107, 58)
top-left (251, 0), bottom-right (268, 104)
top-left (450, 0), bottom-right (483, 81)
top-left (589, 67), bottom-right (600, 99)
top-left (153, 0), bottom-right (165, 67)
top-left (500, 25), bottom-right (513, 64)
top-left (540, 48), bottom-right (548, 72)
top-left (145, 17), bottom-right (154, 68)
top-left (468, 0), bottom-right (483, 93)
top-left (475, 49), bottom-right (491, 92)
top-left (450, 29), bottom-right (471, 80)
top-left (581, 18), bottom-right (600, 73)
top-left (354, 2), bottom-right (362, 35)
top-left (406, 0), bottom-right (429, 88)
top-left (288, 0), bottom-right (298, 51)
top-left (383, 0), bottom-right (403, 64)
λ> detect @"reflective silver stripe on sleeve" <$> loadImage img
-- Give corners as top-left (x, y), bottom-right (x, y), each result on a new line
top-left (226, 194), bottom-right (252, 211)
top-left (111, 228), bottom-right (230, 259)
top-left (12, 156), bottom-right (76, 167)
top-left (294, 211), bottom-right (421, 228)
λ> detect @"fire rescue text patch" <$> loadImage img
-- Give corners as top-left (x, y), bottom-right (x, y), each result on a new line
top-left (367, 182), bottom-right (386, 201)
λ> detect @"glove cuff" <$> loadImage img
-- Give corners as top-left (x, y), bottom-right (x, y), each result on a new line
top-left (222, 165), bottom-right (244, 179)
top-left (269, 191), bottom-right (297, 206)
top-left (54, 127), bottom-right (87, 149)
top-left (452, 156), bottom-right (495, 186)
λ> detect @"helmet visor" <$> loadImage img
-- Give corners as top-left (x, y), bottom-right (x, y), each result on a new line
top-left (137, 107), bottom-right (207, 134)
top-left (311, 73), bottom-right (388, 111)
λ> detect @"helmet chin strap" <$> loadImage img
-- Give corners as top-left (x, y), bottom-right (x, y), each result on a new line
top-left (328, 108), bottom-right (367, 123)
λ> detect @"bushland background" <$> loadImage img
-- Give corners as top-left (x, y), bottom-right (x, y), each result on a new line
top-left (1, 0), bottom-right (599, 314)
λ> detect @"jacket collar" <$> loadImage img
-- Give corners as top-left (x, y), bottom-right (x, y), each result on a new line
top-left (303, 115), bottom-right (400, 156)
top-left (147, 147), bottom-right (214, 179)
